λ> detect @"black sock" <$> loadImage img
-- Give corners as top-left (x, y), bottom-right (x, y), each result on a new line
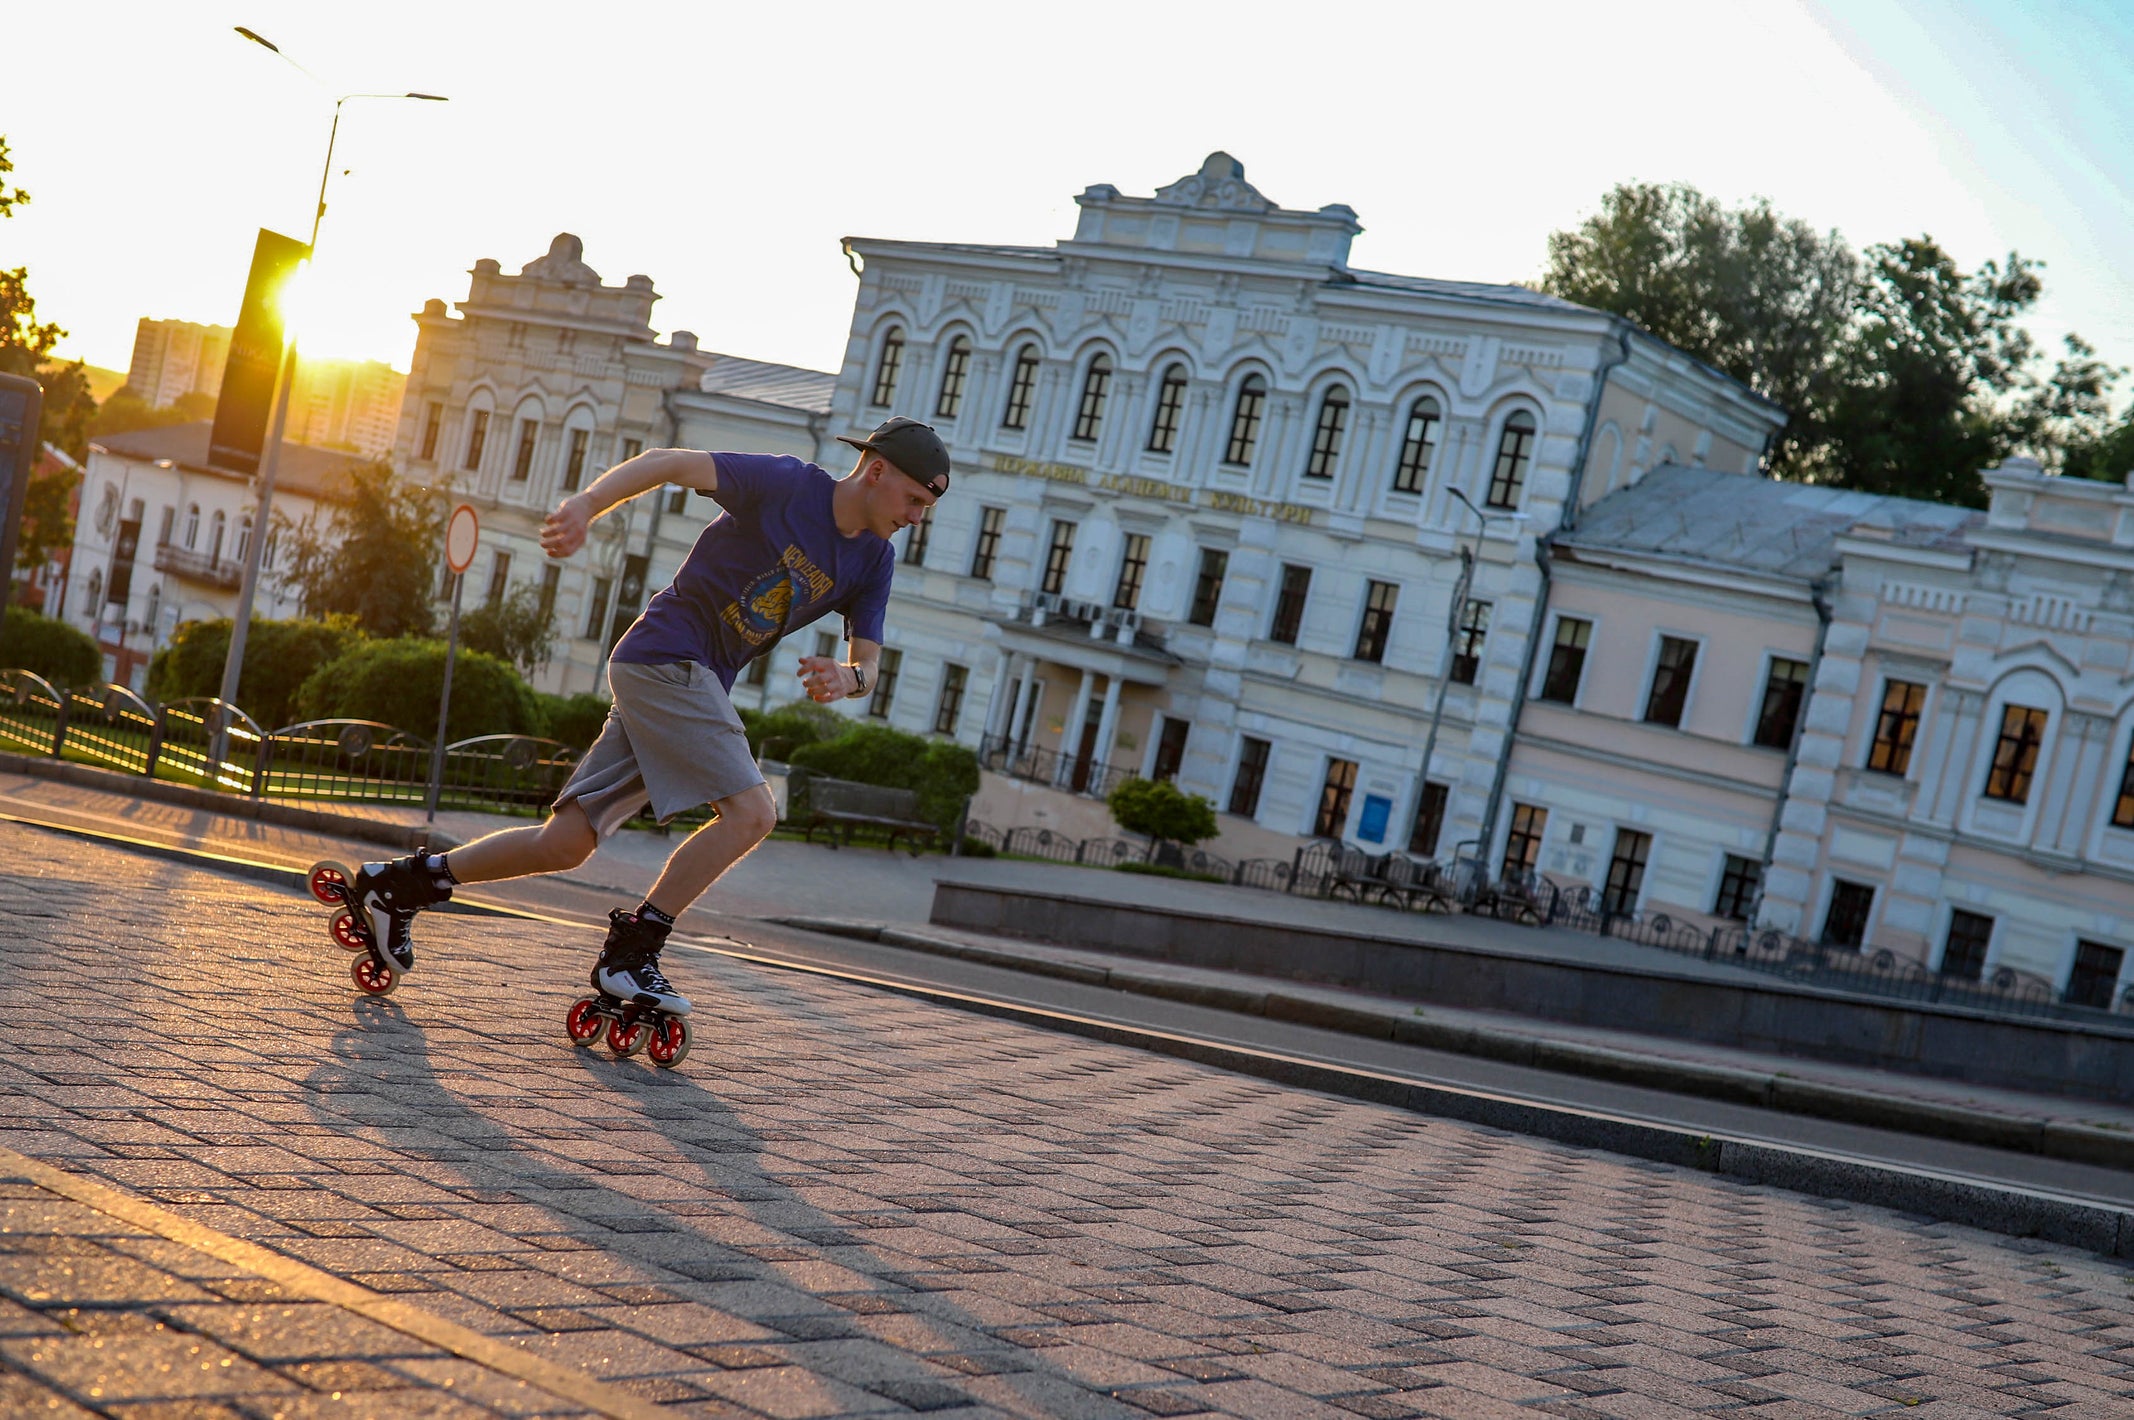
top-left (637, 901), bottom-right (675, 929)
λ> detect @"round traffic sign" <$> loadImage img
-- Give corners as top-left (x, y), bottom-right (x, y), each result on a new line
top-left (445, 503), bottom-right (480, 575)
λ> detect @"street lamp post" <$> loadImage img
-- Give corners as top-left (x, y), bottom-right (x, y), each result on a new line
top-left (212, 26), bottom-right (444, 758)
top-left (1412, 488), bottom-right (1518, 865)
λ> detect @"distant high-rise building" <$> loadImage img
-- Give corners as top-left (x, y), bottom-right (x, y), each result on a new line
top-left (126, 318), bottom-right (233, 407)
top-left (288, 358), bottom-right (406, 459)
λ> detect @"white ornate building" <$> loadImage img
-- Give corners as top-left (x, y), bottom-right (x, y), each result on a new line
top-left (828, 154), bottom-right (1783, 863)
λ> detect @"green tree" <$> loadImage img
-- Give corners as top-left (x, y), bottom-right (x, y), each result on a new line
top-left (0, 605), bottom-right (100, 686)
top-left (0, 137), bottom-right (97, 462)
top-left (15, 456), bottom-right (78, 587)
top-left (88, 389), bottom-right (217, 439)
top-left (145, 616), bottom-right (365, 728)
top-left (457, 581), bottom-right (558, 675)
top-left (1106, 776), bottom-right (1218, 854)
top-left (294, 637), bottom-right (541, 741)
top-left (278, 462), bottom-right (447, 637)
top-left (1541, 182), bottom-right (1857, 476)
top-left (2063, 409), bottom-right (2134, 485)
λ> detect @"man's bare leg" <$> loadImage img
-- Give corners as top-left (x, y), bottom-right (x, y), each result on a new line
top-left (439, 800), bottom-right (599, 884)
top-left (642, 784), bottom-right (779, 917)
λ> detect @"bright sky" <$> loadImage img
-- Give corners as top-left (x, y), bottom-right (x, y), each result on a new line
top-left (7, 0), bottom-right (2130, 410)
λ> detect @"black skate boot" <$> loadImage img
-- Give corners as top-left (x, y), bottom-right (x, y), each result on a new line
top-left (591, 909), bottom-right (692, 1016)
top-left (352, 853), bottom-right (452, 972)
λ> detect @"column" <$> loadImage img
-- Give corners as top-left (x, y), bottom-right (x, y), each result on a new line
top-left (1091, 676), bottom-right (1125, 792)
top-left (1056, 667), bottom-right (1096, 786)
top-left (1007, 661), bottom-right (1038, 755)
top-left (981, 649), bottom-right (1019, 745)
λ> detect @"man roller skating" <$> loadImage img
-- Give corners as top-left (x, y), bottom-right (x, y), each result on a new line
top-left (326, 416), bottom-right (949, 1058)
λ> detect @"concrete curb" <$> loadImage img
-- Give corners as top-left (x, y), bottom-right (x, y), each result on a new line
top-left (769, 915), bottom-right (2134, 1177)
top-left (0, 750), bottom-right (460, 853)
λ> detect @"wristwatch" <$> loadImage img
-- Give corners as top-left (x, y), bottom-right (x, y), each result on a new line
top-left (851, 664), bottom-right (868, 695)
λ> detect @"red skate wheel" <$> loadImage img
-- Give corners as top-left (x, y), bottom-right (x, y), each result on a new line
top-left (351, 955), bottom-right (396, 995)
top-left (326, 910), bottom-right (369, 953)
top-left (565, 998), bottom-right (605, 1046)
top-left (646, 1016), bottom-right (691, 1069)
top-left (607, 1016), bottom-right (649, 1057)
top-left (307, 860), bottom-right (355, 908)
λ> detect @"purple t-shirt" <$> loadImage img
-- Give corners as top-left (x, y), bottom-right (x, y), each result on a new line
top-left (609, 453), bottom-right (894, 689)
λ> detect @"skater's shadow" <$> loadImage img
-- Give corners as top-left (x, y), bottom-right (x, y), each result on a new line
top-left (303, 990), bottom-right (1087, 1409)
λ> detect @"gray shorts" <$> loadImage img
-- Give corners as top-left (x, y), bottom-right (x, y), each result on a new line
top-left (553, 660), bottom-right (765, 839)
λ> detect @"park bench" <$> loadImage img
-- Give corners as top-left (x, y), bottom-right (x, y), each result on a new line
top-left (792, 773), bottom-right (940, 856)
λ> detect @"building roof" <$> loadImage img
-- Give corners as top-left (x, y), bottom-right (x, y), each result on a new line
top-left (1341, 269), bottom-right (1592, 315)
top-left (695, 354), bottom-right (837, 414)
top-left (1557, 465), bottom-right (1981, 582)
top-left (88, 423), bottom-right (374, 500)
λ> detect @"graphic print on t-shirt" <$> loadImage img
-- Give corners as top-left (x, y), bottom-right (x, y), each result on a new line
top-left (719, 543), bottom-right (835, 648)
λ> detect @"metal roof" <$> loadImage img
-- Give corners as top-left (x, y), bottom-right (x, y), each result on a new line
top-left (695, 354), bottom-right (837, 414)
top-left (1341, 269), bottom-right (1593, 314)
top-left (1557, 465), bottom-right (1981, 582)
top-left (89, 422), bottom-right (374, 500)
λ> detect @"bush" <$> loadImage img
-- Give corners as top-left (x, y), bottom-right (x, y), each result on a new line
top-left (294, 637), bottom-right (541, 742)
top-left (744, 697), bottom-right (846, 760)
top-left (0, 606), bottom-right (100, 687)
top-left (533, 690), bottom-right (610, 751)
top-left (1107, 776), bottom-right (1218, 849)
top-left (786, 723), bottom-right (980, 831)
top-left (145, 616), bottom-right (364, 728)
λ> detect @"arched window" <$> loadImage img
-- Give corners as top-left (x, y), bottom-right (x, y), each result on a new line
top-left (1224, 374), bottom-right (1267, 466)
top-left (1303, 386), bottom-right (1349, 479)
top-left (1486, 410), bottom-right (1537, 509)
top-left (934, 335), bottom-right (971, 420)
top-left (183, 504), bottom-right (200, 550)
top-left (209, 511), bottom-right (227, 563)
top-left (263, 528), bottom-right (280, 570)
top-left (869, 326), bottom-right (904, 407)
top-left (1146, 364), bottom-right (1187, 453)
top-left (1001, 344), bottom-right (1038, 430)
top-left (1391, 395), bottom-right (1442, 494)
top-left (1071, 354), bottom-right (1111, 443)
top-left (86, 568), bottom-right (102, 608)
top-left (237, 515), bottom-right (253, 561)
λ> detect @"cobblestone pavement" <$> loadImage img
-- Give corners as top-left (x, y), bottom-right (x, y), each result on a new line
top-left (2, 820), bottom-right (2132, 1418)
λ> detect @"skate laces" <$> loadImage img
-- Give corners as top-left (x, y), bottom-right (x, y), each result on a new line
top-left (633, 957), bottom-right (675, 996)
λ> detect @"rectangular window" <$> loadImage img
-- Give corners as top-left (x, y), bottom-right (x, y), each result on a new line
top-left (1643, 635), bottom-right (1698, 727)
top-left (1151, 717), bottom-right (1190, 782)
top-left (537, 563), bottom-right (559, 623)
top-left (484, 550), bottom-right (511, 607)
top-left (1354, 580), bottom-right (1398, 663)
top-left (1303, 391), bottom-right (1348, 479)
top-left (1229, 736), bottom-right (1271, 818)
top-left (1041, 520), bottom-right (1075, 596)
top-left (2115, 738), bottom-right (2134, 830)
top-left (868, 647), bottom-right (902, 720)
top-left (1601, 828), bottom-right (1651, 916)
top-left (934, 662), bottom-right (968, 736)
top-left (1391, 400), bottom-right (1441, 494)
top-left (2066, 939), bottom-right (2126, 1011)
top-left (512, 418), bottom-right (537, 482)
top-left (969, 506), bottom-right (1004, 581)
top-left (1820, 879), bottom-right (1875, 949)
top-left (1189, 549), bottom-right (1227, 627)
top-left (1538, 617), bottom-right (1590, 704)
top-left (621, 437), bottom-right (643, 463)
top-left (1866, 680), bottom-right (1926, 775)
top-left (1147, 369), bottom-right (1186, 453)
top-left (1224, 380), bottom-right (1265, 466)
top-left (666, 484), bottom-right (688, 515)
top-left (1753, 656), bottom-right (1811, 748)
top-left (463, 409), bottom-right (489, 471)
top-left (1269, 564), bottom-right (1311, 645)
top-left (1071, 360), bottom-right (1110, 443)
top-left (420, 401), bottom-right (442, 461)
top-left (1940, 909), bottom-right (1993, 983)
top-left (562, 427), bottom-right (589, 492)
top-left (1983, 704), bottom-right (2048, 803)
top-left (1407, 781), bottom-right (1448, 858)
top-left (870, 330), bottom-right (903, 407)
top-left (1486, 415), bottom-right (1536, 509)
top-left (582, 576), bottom-right (612, 640)
top-left (1314, 758), bottom-right (1358, 839)
top-left (1113, 533), bottom-right (1149, 610)
top-left (814, 631), bottom-right (836, 661)
top-left (935, 339), bottom-right (969, 421)
top-left (1001, 348), bottom-right (1038, 430)
top-left (903, 516), bottom-right (931, 567)
top-left (744, 646), bottom-right (772, 688)
top-left (1451, 600), bottom-right (1490, 684)
top-left (1713, 854), bottom-right (1761, 921)
top-left (156, 505), bottom-right (175, 547)
top-left (1501, 803), bottom-right (1547, 881)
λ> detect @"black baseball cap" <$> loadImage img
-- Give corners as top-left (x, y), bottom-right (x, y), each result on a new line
top-left (837, 416), bottom-right (951, 497)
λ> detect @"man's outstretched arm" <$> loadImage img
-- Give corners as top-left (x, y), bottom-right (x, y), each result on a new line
top-left (540, 447), bottom-right (718, 558)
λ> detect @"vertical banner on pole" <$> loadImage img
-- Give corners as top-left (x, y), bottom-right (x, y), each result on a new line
top-left (426, 504), bottom-right (481, 824)
top-left (209, 228), bottom-right (309, 477)
top-left (0, 374), bottom-right (45, 601)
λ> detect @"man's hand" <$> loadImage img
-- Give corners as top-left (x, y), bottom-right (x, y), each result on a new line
top-left (796, 655), bottom-right (857, 704)
top-left (540, 493), bottom-right (593, 559)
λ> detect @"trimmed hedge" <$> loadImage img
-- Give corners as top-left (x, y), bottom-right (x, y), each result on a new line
top-left (295, 637), bottom-right (541, 742)
top-left (534, 690), bottom-right (610, 752)
top-left (146, 616), bottom-right (364, 729)
top-left (786, 722), bottom-right (979, 830)
top-left (0, 606), bottom-right (100, 687)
